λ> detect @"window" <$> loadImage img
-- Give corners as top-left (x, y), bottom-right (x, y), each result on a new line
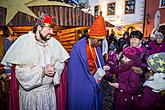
top-left (107, 3), bottom-right (115, 15)
top-left (125, 0), bottom-right (135, 14)
top-left (161, 0), bottom-right (165, 7)
top-left (94, 5), bottom-right (99, 16)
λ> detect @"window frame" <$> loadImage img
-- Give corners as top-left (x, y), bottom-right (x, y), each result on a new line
top-left (160, 0), bottom-right (165, 8)
top-left (107, 2), bottom-right (116, 16)
top-left (94, 5), bottom-right (99, 16)
top-left (124, 0), bottom-right (136, 14)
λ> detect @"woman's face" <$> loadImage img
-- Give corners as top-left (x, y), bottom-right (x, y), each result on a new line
top-left (155, 35), bottom-right (163, 44)
top-left (130, 37), bottom-right (141, 47)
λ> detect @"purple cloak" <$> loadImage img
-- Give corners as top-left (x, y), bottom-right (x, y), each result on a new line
top-left (66, 37), bottom-right (105, 110)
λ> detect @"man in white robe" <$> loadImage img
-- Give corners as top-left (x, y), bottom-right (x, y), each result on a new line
top-left (1, 13), bottom-right (70, 110)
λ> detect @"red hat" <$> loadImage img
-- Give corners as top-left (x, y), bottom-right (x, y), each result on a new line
top-left (37, 13), bottom-right (55, 26)
top-left (88, 15), bottom-right (106, 39)
top-left (123, 47), bottom-right (140, 61)
top-left (42, 15), bottom-right (53, 24)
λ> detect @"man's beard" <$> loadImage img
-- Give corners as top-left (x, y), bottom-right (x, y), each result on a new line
top-left (39, 31), bottom-right (51, 42)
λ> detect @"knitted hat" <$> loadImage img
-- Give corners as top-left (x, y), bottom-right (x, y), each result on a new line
top-left (147, 52), bottom-right (165, 73)
top-left (88, 15), bottom-right (106, 39)
top-left (123, 47), bottom-right (140, 61)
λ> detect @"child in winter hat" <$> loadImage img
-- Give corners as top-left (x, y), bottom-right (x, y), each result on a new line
top-left (122, 46), bottom-right (141, 63)
top-left (104, 47), bottom-right (142, 110)
top-left (133, 52), bottom-right (165, 110)
top-left (144, 52), bottom-right (165, 92)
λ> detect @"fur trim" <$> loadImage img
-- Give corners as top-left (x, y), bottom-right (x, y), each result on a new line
top-left (132, 66), bottom-right (143, 74)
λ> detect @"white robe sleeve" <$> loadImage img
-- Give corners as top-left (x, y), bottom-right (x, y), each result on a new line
top-left (102, 38), bottom-right (108, 56)
top-left (16, 65), bottom-right (44, 90)
top-left (53, 62), bottom-right (64, 85)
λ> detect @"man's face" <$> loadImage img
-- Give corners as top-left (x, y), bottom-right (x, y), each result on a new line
top-left (39, 23), bottom-right (53, 41)
top-left (90, 38), bottom-right (102, 47)
top-left (130, 36), bottom-right (141, 47)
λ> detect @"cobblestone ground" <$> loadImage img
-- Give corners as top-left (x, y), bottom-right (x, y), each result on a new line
top-left (102, 78), bottom-right (113, 110)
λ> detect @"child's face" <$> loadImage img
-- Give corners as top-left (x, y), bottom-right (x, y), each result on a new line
top-left (121, 55), bottom-right (132, 64)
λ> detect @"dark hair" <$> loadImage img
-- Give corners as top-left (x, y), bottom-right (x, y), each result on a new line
top-left (130, 30), bottom-right (143, 40)
top-left (84, 30), bottom-right (88, 33)
top-left (3, 27), bottom-right (11, 37)
top-left (32, 23), bottom-right (38, 33)
top-left (33, 13), bottom-right (55, 33)
top-left (110, 33), bottom-right (115, 36)
top-left (123, 32), bottom-right (129, 36)
top-left (83, 30), bottom-right (88, 37)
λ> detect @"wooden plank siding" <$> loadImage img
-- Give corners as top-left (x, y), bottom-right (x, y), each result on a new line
top-left (0, 6), bottom-right (113, 27)
top-left (4, 26), bottom-right (89, 53)
top-left (0, 5), bottom-right (113, 53)
top-left (57, 26), bottom-right (89, 53)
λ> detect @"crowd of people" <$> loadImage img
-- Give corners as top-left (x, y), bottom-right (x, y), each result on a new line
top-left (0, 13), bottom-right (165, 110)
top-left (104, 30), bottom-right (165, 110)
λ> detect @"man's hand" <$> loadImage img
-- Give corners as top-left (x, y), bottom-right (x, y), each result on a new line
top-left (103, 65), bottom-right (110, 71)
top-left (108, 82), bottom-right (119, 88)
top-left (44, 64), bottom-right (55, 77)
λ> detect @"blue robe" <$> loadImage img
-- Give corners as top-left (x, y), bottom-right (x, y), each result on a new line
top-left (4, 38), bottom-right (13, 54)
top-left (67, 37), bottom-right (104, 110)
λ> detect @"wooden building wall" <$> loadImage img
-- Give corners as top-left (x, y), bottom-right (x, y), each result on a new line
top-left (0, 6), bottom-right (113, 27)
top-left (0, 26), bottom-right (89, 73)
top-left (0, 26), bottom-right (89, 54)
top-left (0, 5), bottom-right (113, 56)
top-left (0, 5), bottom-right (113, 55)
top-left (57, 27), bottom-right (89, 52)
